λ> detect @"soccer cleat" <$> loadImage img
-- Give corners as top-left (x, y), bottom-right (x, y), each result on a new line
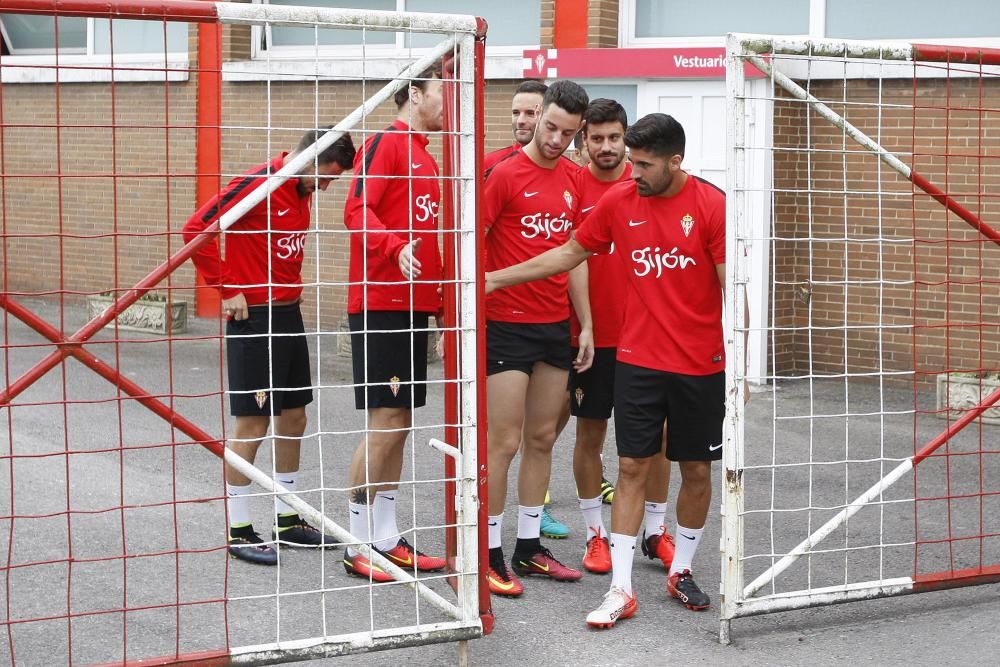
top-left (600, 477), bottom-right (615, 505)
top-left (586, 586), bottom-right (637, 629)
top-left (487, 558), bottom-right (524, 597)
top-left (640, 526), bottom-right (675, 571)
top-left (582, 533), bottom-right (612, 574)
top-left (272, 515), bottom-right (339, 548)
top-left (228, 526), bottom-right (278, 566)
top-left (667, 569), bottom-right (711, 611)
top-left (540, 507), bottom-right (570, 539)
top-left (512, 546), bottom-right (583, 581)
top-left (343, 551), bottom-right (394, 583)
top-left (377, 537), bottom-right (446, 572)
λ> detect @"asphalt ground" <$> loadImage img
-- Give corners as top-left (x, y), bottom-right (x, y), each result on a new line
top-left (1, 298), bottom-right (997, 666)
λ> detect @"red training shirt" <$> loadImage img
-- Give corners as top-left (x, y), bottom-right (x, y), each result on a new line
top-left (483, 150), bottom-right (580, 323)
top-left (570, 162), bottom-right (632, 348)
top-left (573, 174), bottom-right (726, 375)
top-left (343, 120), bottom-right (442, 314)
top-left (183, 153), bottom-right (310, 305)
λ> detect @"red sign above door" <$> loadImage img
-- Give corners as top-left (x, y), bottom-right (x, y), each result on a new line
top-left (522, 47), bottom-right (763, 79)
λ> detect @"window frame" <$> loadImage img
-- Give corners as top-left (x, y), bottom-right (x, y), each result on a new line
top-left (249, 0), bottom-right (536, 61)
top-left (618, 0), bottom-right (1000, 48)
top-left (0, 16), bottom-right (189, 83)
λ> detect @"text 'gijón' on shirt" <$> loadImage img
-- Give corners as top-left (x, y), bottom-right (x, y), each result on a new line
top-left (343, 119), bottom-right (442, 315)
top-left (483, 150), bottom-right (581, 324)
top-left (573, 174), bottom-right (726, 375)
top-left (182, 153), bottom-right (310, 306)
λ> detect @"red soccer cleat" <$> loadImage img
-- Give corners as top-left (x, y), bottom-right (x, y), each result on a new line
top-left (512, 547), bottom-right (583, 581)
top-left (667, 569), bottom-right (711, 611)
top-left (343, 552), bottom-right (394, 583)
top-left (641, 526), bottom-right (675, 571)
top-left (378, 537), bottom-right (447, 572)
top-left (582, 532), bottom-right (612, 574)
top-left (487, 560), bottom-right (524, 597)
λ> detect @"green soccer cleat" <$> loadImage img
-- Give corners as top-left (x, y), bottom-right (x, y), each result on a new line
top-left (540, 506), bottom-right (570, 539)
top-left (600, 477), bottom-right (615, 505)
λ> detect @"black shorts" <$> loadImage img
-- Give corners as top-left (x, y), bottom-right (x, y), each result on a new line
top-left (569, 347), bottom-right (616, 420)
top-left (350, 311), bottom-right (429, 410)
top-left (485, 320), bottom-right (572, 376)
top-left (226, 303), bottom-right (313, 417)
top-left (613, 362), bottom-right (725, 461)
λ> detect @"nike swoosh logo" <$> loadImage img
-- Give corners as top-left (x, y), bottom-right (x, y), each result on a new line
top-left (524, 191), bottom-right (539, 198)
top-left (382, 496), bottom-right (395, 501)
top-left (278, 479), bottom-right (294, 484)
top-left (708, 443), bottom-right (723, 452)
top-left (411, 163), bottom-right (422, 169)
top-left (628, 219), bottom-right (646, 227)
top-left (526, 513), bottom-right (540, 518)
top-left (350, 510), bottom-right (360, 515)
top-left (389, 553), bottom-right (413, 566)
top-left (582, 206), bottom-right (595, 213)
top-left (527, 560), bottom-right (550, 572)
top-left (489, 576), bottom-right (517, 591)
top-left (681, 534), bottom-right (696, 540)
top-left (277, 208), bottom-right (290, 216)
top-left (488, 521), bottom-right (498, 527)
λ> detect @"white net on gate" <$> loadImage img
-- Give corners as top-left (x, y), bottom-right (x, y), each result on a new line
top-left (0, 3), bottom-right (484, 664)
top-left (721, 34), bottom-right (1000, 639)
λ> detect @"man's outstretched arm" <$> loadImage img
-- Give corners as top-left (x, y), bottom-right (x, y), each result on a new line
top-left (485, 237), bottom-right (592, 294)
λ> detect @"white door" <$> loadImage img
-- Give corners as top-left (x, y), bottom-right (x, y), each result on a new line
top-left (636, 79), bottom-right (772, 385)
top-left (637, 80), bottom-right (727, 188)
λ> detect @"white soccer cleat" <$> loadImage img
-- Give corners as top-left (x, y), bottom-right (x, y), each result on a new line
top-left (585, 586), bottom-right (637, 629)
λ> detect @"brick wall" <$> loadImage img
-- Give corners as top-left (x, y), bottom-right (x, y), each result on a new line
top-left (1, 53), bottom-right (524, 338)
top-left (770, 78), bottom-right (1000, 383)
top-left (588, 0), bottom-right (620, 48)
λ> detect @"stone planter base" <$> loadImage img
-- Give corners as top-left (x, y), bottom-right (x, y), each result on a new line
top-left (87, 296), bottom-right (188, 335)
top-left (935, 374), bottom-right (1000, 425)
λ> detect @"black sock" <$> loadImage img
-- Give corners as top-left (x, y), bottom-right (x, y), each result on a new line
top-left (513, 537), bottom-right (542, 558)
top-left (276, 513), bottom-right (300, 529)
top-left (489, 546), bottom-right (506, 569)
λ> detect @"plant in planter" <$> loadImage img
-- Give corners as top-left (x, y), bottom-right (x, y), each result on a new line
top-left (935, 371), bottom-right (1000, 425)
top-left (87, 290), bottom-right (188, 335)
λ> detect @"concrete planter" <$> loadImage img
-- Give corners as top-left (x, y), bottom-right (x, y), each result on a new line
top-left (87, 295), bottom-right (188, 335)
top-left (935, 373), bottom-right (1000, 425)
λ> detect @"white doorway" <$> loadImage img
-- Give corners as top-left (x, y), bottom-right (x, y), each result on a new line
top-left (637, 80), bottom-right (728, 188)
top-left (636, 79), bottom-right (773, 385)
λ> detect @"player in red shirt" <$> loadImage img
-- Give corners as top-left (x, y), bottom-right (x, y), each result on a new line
top-left (340, 65), bottom-right (447, 582)
top-left (487, 113), bottom-right (747, 625)
top-left (483, 80), bottom-right (547, 175)
top-left (482, 80), bottom-right (594, 597)
top-left (183, 128), bottom-right (355, 565)
top-left (567, 100), bottom-right (675, 577)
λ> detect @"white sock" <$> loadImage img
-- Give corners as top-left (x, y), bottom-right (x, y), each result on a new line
top-left (578, 496), bottom-right (605, 540)
top-left (273, 470), bottom-right (299, 518)
top-left (516, 505), bottom-right (544, 540)
top-left (609, 532), bottom-right (636, 596)
top-left (373, 490), bottom-right (400, 551)
top-left (348, 501), bottom-right (371, 557)
top-left (226, 483), bottom-right (252, 528)
top-left (488, 513), bottom-right (504, 549)
top-left (643, 501), bottom-right (667, 538)
top-left (669, 523), bottom-right (704, 576)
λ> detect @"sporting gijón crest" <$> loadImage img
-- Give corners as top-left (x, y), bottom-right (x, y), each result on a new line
top-left (681, 213), bottom-right (695, 238)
